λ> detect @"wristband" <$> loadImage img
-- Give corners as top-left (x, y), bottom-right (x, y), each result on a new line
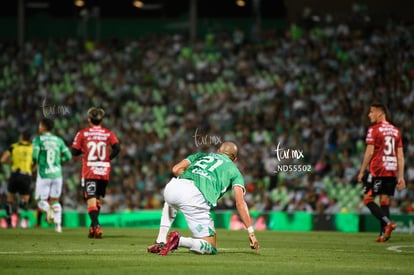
top-left (247, 226), bottom-right (254, 233)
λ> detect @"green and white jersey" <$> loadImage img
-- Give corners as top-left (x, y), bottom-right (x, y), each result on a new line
top-left (179, 152), bottom-right (245, 207)
top-left (32, 133), bottom-right (72, 179)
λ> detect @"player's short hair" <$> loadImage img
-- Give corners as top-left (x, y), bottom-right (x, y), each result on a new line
top-left (40, 118), bottom-right (54, 131)
top-left (371, 102), bottom-right (389, 118)
top-left (20, 129), bottom-right (31, 141)
top-left (87, 107), bottom-right (105, 125)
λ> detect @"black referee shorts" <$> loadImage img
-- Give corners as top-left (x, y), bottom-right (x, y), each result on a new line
top-left (8, 172), bottom-right (32, 195)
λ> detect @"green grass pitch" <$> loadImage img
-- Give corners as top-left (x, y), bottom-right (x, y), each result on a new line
top-left (0, 228), bottom-right (413, 275)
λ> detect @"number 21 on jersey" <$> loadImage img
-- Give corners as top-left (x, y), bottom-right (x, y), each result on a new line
top-left (194, 155), bottom-right (224, 172)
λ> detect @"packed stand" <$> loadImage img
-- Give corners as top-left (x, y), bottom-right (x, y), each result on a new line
top-left (0, 19), bottom-right (413, 215)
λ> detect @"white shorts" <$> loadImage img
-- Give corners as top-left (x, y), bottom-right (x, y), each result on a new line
top-left (35, 176), bottom-right (63, 200)
top-left (164, 178), bottom-right (215, 238)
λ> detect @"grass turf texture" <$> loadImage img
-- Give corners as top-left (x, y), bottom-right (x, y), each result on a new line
top-left (0, 228), bottom-right (413, 275)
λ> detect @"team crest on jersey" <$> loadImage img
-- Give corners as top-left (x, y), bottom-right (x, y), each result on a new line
top-left (196, 224), bottom-right (204, 232)
top-left (86, 182), bottom-right (96, 193)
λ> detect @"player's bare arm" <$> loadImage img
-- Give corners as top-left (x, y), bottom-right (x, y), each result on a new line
top-left (32, 163), bottom-right (37, 174)
top-left (0, 150), bottom-right (10, 163)
top-left (234, 185), bottom-right (259, 252)
top-left (234, 186), bottom-right (251, 227)
top-left (172, 159), bottom-right (190, 177)
top-left (396, 147), bottom-right (406, 190)
top-left (358, 144), bottom-right (374, 182)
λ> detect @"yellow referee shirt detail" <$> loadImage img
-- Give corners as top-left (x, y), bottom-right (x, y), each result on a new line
top-left (9, 141), bottom-right (33, 174)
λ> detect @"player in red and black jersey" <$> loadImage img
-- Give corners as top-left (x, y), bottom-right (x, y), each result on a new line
top-left (358, 102), bottom-right (405, 242)
top-left (71, 107), bottom-right (120, 238)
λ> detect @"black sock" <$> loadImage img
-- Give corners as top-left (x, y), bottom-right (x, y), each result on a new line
top-left (380, 204), bottom-right (390, 219)
top-left (366, 202), bottom-right (389, 224)
top-left (5, 202), bottom-right (13, 225)
top-left (89, 209), bottom-right (99, 227)
top-left (19, 200), bottom-right (28, 211)
top-left (5, 202), bottom-right (13, 217)
top-left (37, 209), bottom-right (43, 226)
top-left (380, 204), bottom-right (390, 233)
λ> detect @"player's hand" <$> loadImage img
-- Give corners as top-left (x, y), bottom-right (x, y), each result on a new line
top-left (249, 232), bottom-right (259, 252)
top-left (397, 177), bottom-right (406, 191)
top-left (357, 172), bottom-right (364, 183)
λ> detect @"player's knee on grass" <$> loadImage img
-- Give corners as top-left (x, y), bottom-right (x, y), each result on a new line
top-left (191, 239), bottom-right (218, 255)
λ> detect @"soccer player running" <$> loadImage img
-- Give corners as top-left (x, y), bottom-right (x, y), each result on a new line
top-left (32, 118), bottom-right (72, 233)
top-left (1, 130), bottom-right (33, 228)
top-left (71, 107), bottom-right (120, 239)
top-left (357, 102), bottom-right (406, 242)
top-left (156, 141), bottom-right (259, 255)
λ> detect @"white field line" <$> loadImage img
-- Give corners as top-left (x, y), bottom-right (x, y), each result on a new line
top-left (387, 245), bottom-right (414, 253)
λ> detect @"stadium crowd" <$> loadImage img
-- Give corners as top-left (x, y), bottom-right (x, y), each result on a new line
top-left (1, 17), bottom-right (414, 216)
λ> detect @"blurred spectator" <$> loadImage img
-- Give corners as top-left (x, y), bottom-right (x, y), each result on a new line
top-left (325, 198), bottom-right (342, 214)
top-left (400, 196), bottom-right (414, 214)
top-left (389, 199), bottom-right (401, 215)
top-left (315, 189), bottom-right (330, 214)
top-left (0, 18), bottom-right (413, 215)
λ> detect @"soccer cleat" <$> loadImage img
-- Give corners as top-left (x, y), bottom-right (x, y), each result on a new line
top-left (159, 231), bottom-right (180, 256)
top-left (384, 222), bottom-right (396, 241)
top-left (88, 226), bottom-right (95, 238)
top-left (55, 224), bottom-right (62, 233)
top-left (147, 242), bottom-right (165, 253)
top-left (375, 235), bottom-right (386, 242)
top-left (94, 225), bottom-right (103, 239)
